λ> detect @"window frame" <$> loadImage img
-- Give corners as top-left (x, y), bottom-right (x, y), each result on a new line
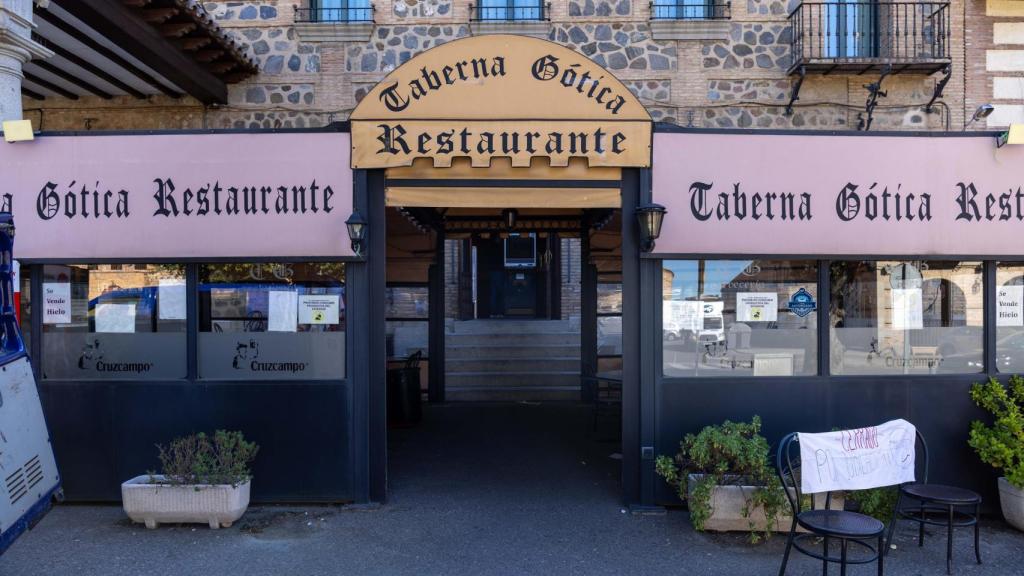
top-left (650, 0), bottom-right (731, 21)
top-left (309, 0), bottom-right (373, 23)
top-left (654, 256), bottom-right (1004, 382)
top-left (26, 260), bottom-right (351, 384)
top-left (474, 0), bottom-right (547, 22)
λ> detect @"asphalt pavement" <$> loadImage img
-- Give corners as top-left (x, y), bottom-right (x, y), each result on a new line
top-left (1, 403), bottom-right (1021, 575)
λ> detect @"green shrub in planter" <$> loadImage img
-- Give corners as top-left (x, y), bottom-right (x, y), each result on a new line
top-left (150, 430), bottom-right (259, 487)
top-left (968, 376), bottom-right (1024, 490)
top-left (655, 416), bottom-right (786, 543)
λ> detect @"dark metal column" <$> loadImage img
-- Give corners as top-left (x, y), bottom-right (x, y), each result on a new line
top-left (580, 217), bottom-right (598, 402)
top-left (428, 229), bottom-right (446, 403)
top-left (636, 168), bottom-right (660, 508)
top-left (349, 168), bottom-right (388, 503)
top-left (621, 168), bottom-right (642, 506)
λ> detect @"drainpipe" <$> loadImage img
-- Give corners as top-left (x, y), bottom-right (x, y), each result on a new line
top-left (0, 0), bottom-right (53, 122)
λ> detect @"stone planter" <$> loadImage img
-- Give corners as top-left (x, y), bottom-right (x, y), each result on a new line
top-left (998, 476), bottom-right (1024, 531)
top-left (687, 474), bottom-right (842, 533)
top-left (121, 475), bottom-right (251, 530)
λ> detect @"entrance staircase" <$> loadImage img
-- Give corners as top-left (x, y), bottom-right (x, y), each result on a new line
top-left (445, 319), bottom-right (581, 402)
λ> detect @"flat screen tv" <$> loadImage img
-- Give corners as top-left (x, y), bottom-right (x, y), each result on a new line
top-left (504, 234), bottom-right (536, 268)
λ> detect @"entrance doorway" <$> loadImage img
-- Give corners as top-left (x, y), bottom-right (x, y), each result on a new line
top-left (472, 232), bottom-right (556, 320)
top-left (349, 33), bottom-right (653, 506)
top-left (381, 168), bottom-right (627, 502)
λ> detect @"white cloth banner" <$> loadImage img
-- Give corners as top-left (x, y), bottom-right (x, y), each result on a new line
top-left (798, 419), bottom-right (916, 494)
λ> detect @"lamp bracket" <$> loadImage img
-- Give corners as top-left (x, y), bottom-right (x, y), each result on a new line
top-left (924, 65), bottom-right (952, 114)
top-left (784, 66), bottom-right (806, 117)
top-left (857, 65), bottom-right (892, 132)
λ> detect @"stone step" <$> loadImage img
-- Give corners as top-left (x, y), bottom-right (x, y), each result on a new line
top-left (445, 386), bottom-right (581, 402)
top-left (446, 332), bottom-right (581, 346)
top-left (444, 344), bottom-right (581, 359)
top-left (446, 357), bottom-right (579, 373)
top-left (444, 372), bottom-right (581, 388)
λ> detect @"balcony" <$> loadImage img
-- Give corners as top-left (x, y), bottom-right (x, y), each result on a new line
top-left (469, 3), bottom-right (551, 38)
top-left (294, 7), bottom-right (375, 23)
top-left (787, 2), bottom-right (951, 75)
top-left (293, 6), bottom-right (375, 42)
top-left (469, 2), bottom-right (549, 21)
top-left (649, 1), bottom-right (732, 40)
top-left (650, 1), bottom-right (731, 20)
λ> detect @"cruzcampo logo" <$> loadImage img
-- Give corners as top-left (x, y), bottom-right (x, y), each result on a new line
top-left (788, 288), bottom-right (816, 318)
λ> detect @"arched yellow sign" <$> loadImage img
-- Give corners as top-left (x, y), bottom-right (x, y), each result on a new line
top-left (350, 35), bottom-right (652, 169)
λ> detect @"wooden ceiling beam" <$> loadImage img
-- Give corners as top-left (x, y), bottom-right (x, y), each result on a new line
top-left (22, 71), bottom-right (78, 100)
top-left (140, 7), bottom-right (179, 24)
top-left (21, 86), bottom-right (45, 101)
top-left (34, 8), bottom-right (183, 98)
top-left (194, 49), bottom-right (226, 63)
top-left (54, 0), bottom-right (227, 104)
top-left (32, 32), bottom-right (149, 99)
top-left (176, 36), bottom-right (212, 51)
top-left (159, 22), bottom-right (197, 38)
top-left (30, 60), bottom-right (113, 99)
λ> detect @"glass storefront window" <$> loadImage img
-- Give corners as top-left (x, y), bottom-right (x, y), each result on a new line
top-left (198, 262), bottom-right (346, 380)
top-left (386, 285), bottom-right (428, 360)
top-left (40, 264), bottom-right (187, 380)
top-left (663, 260), bottom-right (818, 377)
top-left (996, 263), bottom-right (1024, 373)
top-left (830, 261), bottom-right (983, 375)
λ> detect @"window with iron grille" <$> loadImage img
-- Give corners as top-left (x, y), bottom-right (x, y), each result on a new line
top-left (473, 0), bottom-right (547, 21)
top-left (301, 0), bottom-right (373, 22)
top-left (650, 0), bottom-right (731, 20)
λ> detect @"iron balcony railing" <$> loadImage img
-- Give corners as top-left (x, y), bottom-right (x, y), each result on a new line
top-left (650, 1), bottom-right (731, 20)
top-left (788, 1), bottom-right (950, 73)
top-left (469, 2), bottom-right (550, 21)
top-left (294, 6), bottom-right (375, 23)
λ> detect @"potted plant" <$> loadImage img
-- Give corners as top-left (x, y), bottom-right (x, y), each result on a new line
top-left (122, 430), bottom-right (259, 530)
top-left (655, 416), bottom-right (787, 542)
top-left (969, 375), bottom-right (1024, 531)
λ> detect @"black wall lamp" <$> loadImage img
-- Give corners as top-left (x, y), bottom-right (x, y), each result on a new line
top-left (636, 203), bottom-right (666, 253)
top-left (346, 211), bottom-right (368, 257)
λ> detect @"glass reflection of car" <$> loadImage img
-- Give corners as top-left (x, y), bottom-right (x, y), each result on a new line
top-left (88, 287), bottom-right (157, 331)
top-left (937, 328), bottom-right (1024, 371)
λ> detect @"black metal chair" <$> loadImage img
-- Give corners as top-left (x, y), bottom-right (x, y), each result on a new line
top-left (884, 430), bottom-right (981, 575)
top-left (777, 433), bottom-right (886, 576)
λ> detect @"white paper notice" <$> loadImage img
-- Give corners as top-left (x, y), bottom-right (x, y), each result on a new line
top-left (664, 301), bottom-right (703, 333)
top-left (892, 288), bottom-right (924, 330)
top-left (158, 279), bottom-right (187, 320)
top-left (95, 303), bottom-right (136, 333)
top-left (269, 291), bottom-right (298, 332)
top-left (737, 293), bottom-right (777, 322)
top-left (998, 286), bottom-right (1024, 327)
top-left (798, 419), bottom-right (917, 494)
top-left (43, 283), bottom-right (72, 324)
top-left (299, 294), bottom-right (340, 325)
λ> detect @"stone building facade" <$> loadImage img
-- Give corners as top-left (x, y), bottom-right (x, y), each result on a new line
top-left (966, 0), bottom-right (1024, 128)
top-left (20, 0), bottom-right (1010, 132)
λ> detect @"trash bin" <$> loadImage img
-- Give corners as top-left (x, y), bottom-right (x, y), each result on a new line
top-left (388, 351), bottom-right (423, 427)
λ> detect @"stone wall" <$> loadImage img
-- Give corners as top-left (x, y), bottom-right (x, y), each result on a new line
top-left (965, 0), bottom-right (1024, 129)
top-left (21, 0), bottom-right (970, 131)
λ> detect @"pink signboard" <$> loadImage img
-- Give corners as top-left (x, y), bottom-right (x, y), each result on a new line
top-left (2, 132), bottom-right (354, 259)
top-left (652, 132), bottom-right (1024, 256)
